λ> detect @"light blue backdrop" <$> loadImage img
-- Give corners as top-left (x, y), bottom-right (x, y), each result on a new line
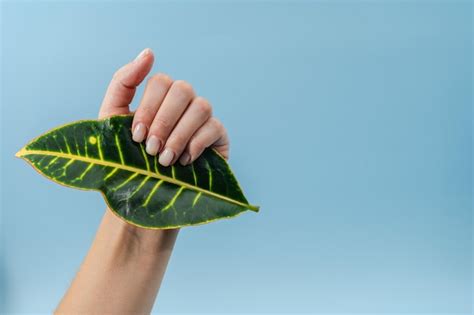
top-left (1, 1), bottom-right (472, 314)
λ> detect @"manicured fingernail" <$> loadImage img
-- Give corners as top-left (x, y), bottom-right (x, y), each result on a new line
top-left (159, 148), bottom-right (174, 166)
top-left (146, 136), bottom-right (161, 155)
top-left (132, 123), bottom-right (146, 142)
top-left (179, 152), bottom-right (191, 166)
top-left (134, 48), bottom-right (150, 61)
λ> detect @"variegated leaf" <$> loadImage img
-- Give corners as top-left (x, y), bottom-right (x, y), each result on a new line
top-left (16, 115), bottom-right (259, 229)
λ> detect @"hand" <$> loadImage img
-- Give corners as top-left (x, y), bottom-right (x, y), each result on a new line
top-left (58, 49), bottom-right (214, 314)
top-left (99, 48), bottom-right (229, 166)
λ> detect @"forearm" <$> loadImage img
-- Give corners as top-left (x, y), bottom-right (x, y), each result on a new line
top-left (56, 210), bottom-right (178, 315)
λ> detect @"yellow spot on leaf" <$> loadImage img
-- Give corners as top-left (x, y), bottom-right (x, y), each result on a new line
top-left (88, 136), bottom-right (97, 145)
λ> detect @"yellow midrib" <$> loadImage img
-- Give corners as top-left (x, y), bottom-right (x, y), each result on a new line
top-left (16, 148), bottom-right (259, 211)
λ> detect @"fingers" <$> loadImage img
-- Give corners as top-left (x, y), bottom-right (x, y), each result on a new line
top-left (159, 97), bottom-right (212, 166)
top-left (98, 48), bottom-right (154, 119)
top-left (130, 73), bottom-right (229, 166)
top-left (145, 80), bottom-right (195, 155)
top-left (132, 73), bottom-right (173, 142)
top-left (179, 117), bottom-right (229, 165)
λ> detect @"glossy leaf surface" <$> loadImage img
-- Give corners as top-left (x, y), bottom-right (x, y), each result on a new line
top-left (16, 115), bottom-right (259, 229)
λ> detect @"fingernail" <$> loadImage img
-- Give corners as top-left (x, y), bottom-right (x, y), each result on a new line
top-left (146, 136), bottom-right (161, 155)
top-left (134, 48), bottom-right (150, 61)
top-left (132, 123), bottom-right (146, 142)
top-left (179, 152), bottom-right (191, 166)
top-left (159, 148), bottom-right (174, 167)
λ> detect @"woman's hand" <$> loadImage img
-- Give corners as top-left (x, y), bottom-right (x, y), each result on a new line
top-left (99, 48), bottom-right (229, 164)
top-left (56, 48), bottom-right (224, 314)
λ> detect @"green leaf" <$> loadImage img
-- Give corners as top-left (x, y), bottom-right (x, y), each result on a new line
top-left (16, 115), bottom-right (259, 229)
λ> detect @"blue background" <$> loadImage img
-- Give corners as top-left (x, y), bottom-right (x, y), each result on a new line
top-left (1, 1), bottom-right (472, 314)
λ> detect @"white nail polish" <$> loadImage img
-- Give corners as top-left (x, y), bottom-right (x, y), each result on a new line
top-left (134, 48), bottom-right (150, 61)
top-left (159, 148), bottom-right (174, 167)
top-left (179, 152), bottom-right (191, 166)
top-left (132, 123), bottom-right (146, 142)
top-left (146, 136), bottom-right (160, 155)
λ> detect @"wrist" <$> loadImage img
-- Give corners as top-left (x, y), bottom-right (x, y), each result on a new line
top-left (101, 209), bottom-right (179, 262)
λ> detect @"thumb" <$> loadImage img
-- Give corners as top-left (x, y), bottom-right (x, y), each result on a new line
top-left (99, 48), bottom-right (154, 119)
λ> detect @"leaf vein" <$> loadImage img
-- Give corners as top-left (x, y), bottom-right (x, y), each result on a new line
top-left (17, 149), bottom-right (257, 210)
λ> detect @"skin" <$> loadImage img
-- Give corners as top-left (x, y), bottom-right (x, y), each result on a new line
top-left (55, 48), bottom-right (229, 314)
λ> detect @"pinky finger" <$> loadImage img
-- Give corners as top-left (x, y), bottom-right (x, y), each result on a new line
top-left (179, 118), bottom-right (227, 165)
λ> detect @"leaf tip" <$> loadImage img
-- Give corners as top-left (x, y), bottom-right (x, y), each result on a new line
top-left (249, 204), bottom-right (260, 212)
top-left (15, 148), bottom-right (26, 158)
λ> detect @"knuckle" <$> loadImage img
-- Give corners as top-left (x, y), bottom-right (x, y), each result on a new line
top-left (190, 137), bottom-right (206, 152)
top-left (152, 117), bottom-right (172, 131)
top-left (148, 73), bottom-right (173, 86)
top-left (172, 80), bottom-right (194, 98)
top-left (112, 65), bottom-right (126, 81)
top-left (210, 117), bottom-right (224, 131)
top-left (167, 133), bottom-right (187, 149)
top-left (193, 97), bottom-right (212, 116)
top-left (135, 106), bottom-right (155, 119)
